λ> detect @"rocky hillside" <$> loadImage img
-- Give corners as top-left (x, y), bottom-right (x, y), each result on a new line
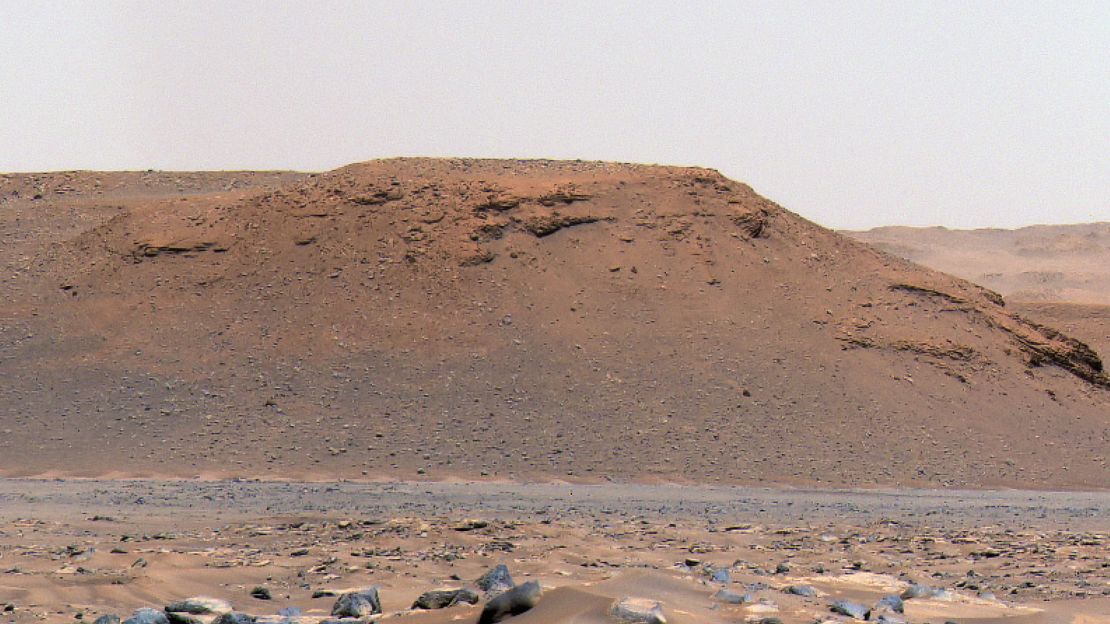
top-left (1, 160), bottom-right (1106, 487)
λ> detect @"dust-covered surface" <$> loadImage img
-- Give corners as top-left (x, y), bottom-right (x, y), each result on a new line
top-left (0, 479), bottom-right (1106, 624)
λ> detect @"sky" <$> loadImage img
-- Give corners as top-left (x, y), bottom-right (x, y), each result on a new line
top-left (1, 1), bottom-right (1106, 230)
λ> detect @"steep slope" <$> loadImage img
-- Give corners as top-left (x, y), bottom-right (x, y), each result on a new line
top-left (1, 160), bottom-right (1106, 487)
top-left (845, 223), bottom-right (1110, 305)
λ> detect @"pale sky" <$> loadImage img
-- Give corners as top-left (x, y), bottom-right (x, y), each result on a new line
top-left (1, 1), bottom-right (1107, 229)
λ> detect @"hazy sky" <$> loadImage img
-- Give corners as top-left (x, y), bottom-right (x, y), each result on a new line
top-left (1, 1), bottom-right (1106, 229)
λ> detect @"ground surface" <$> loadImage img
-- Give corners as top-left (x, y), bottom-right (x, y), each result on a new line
top-left (0, 479), bottom-right (1106, 624)
top-left (1, 160), bottom-right (1107, 489)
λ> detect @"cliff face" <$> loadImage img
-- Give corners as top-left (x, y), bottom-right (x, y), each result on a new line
top-left (1, 160), bottom-right (1106, 487)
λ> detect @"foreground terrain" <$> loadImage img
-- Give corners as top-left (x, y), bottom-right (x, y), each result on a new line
top-left (1, 160), bottom-right (1107, 488)
top-left (0, 479), bottom-right (1106, 624)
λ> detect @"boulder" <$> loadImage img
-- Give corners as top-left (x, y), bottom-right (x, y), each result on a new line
top-left (901, 583), bottom-right (937, 599)
top-left (94, 617), bottom-right (121, 624)
top-left (165, 597), bottom-right (233, 615)
top-left (412, 588), bottom-right (480, 609)
top-left (830, 600), bottom-right (869, 619)
top-left (874, 595), bottom-right (904, 613)
top-left (712, 589), bottom-right (751, 604)
top-left (611, 597), bottom-right (666, 624)
top-left (784, 585), bottom-right (817, 597)
top-left (476, 564), bottom-right (515, 596)
top-left (164, 614), bottom-right (204, 624)
top-left (331, 588), bottom-right (381, 618)
top-left (478, 581), bottom-right (542, 624)
top-left (212, 614), bottom-right (257, 624)
top-left (124, 609), bottom-right (170, 624)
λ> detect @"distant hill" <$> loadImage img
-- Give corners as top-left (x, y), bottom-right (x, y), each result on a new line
top-left (844, 223), bottom-right (1110, 305)
top-left (1, 161), bottom-right (1106, 488)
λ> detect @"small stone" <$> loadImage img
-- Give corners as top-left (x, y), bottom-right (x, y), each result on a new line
top-left (710, 568), bottom-right (731, 584)
top-left (611, 597), bottom-right (666, 624)
top-left (712, 589), bottom-right (751, 604)
top-left (250, 586), bottom-right (272, 600)
top-left (774, 562), bottom-right (790, 574)
top-left (785, 585), bottom-right (817, 597)
top-left (94, 617), bottom-right (120, 624)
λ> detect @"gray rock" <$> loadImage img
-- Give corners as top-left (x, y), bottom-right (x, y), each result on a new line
top-left (830, 600), bottom-right (869, 619)
top-left (785, 585), bottom-right (817, 597)
top-left (774, 562), bottom-right (791, 574)
top-left (759, 619), bottom-right (784, 624)
top-left (251, 586), bottom-right (272, 600)
top-left (165, 597), bottom-right (234, 615)
top-left (124, 609), bottom-right (170, 624)
top-left (875, 595), bottom-right (904, 613)
top-left (712, 589), bottom-right (751, 604)
top-left (331, 587), bottom-right (381, 618)
top-left (710, 568), bottom-right (731, 584)
top-left (873, 614), bottom-right (906, 624)
top-left (164, 613), bottom-right (204, 624)
top-left (611, 597), bottom-right (666, 624)
top-left (412, 588), bottom-right (480, 609)
top-left (476, 564), bottom-right (515, 596)
top-left (212, 614), bottom-right (257, 624)
top-left (94, 617), bottom-right (121, 624)
top-left (901, 583), bottom-right (937, 599)
top-left (478, 581), bottom-right (542, 624)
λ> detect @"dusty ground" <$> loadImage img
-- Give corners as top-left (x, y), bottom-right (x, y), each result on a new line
top-left (0, 479), bottom-right (1106, 624)
top-left (2, 160), bottom-right (1107, 489)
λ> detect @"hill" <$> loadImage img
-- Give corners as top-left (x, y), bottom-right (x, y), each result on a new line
top-left (1, 160), bottom-right (1106, 488)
